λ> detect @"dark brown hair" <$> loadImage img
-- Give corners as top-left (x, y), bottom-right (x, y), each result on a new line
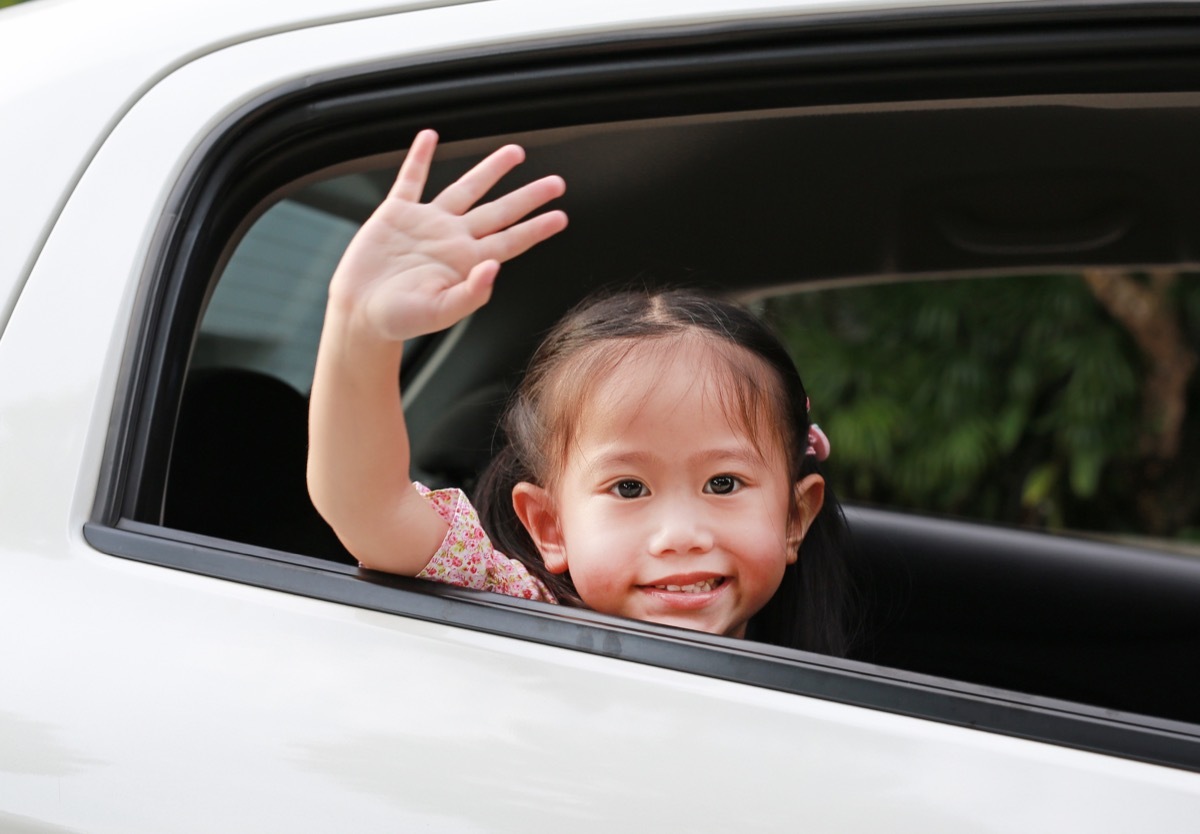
top-left (474, 288), bottom-right (855, 655)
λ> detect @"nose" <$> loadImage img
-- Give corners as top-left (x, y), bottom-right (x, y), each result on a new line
top-left (647, 497), bottom-right (715, 557)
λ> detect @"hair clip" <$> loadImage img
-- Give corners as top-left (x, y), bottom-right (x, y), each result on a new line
top-left (804, 400), bottom-right (829, 460)
top-left (806, 424), bottom-right (830, 461)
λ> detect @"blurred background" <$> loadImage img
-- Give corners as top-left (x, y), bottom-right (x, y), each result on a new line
top-left (766, 273), bottom-right (1200, 547)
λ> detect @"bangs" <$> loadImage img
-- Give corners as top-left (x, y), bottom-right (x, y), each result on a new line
top-left (541, 332), bottom-right (796, 484)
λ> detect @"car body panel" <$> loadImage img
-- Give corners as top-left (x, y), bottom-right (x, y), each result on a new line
top-left (0, 0), bottom-right (491, 333)
top-left (2, 0), bottom-right (1199, 830)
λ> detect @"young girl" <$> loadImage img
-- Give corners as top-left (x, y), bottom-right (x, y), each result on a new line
top-left (308, 130), bottom-right (853, 655)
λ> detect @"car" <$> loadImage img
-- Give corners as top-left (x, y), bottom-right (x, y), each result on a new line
top-left (3, 0), bottom-right (1200, 830)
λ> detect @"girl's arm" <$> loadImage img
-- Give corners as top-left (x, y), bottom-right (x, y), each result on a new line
top-left (307, 130), bottom-right (567, 574)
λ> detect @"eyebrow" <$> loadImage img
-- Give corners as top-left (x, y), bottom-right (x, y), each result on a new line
top-left (585, 447), bottom-right (761, 472)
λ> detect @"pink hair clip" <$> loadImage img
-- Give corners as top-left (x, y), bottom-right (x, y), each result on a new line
top-left (804, 398), bottom-right (830, 461)
top-left (807, 424), bottom-right (831, 461)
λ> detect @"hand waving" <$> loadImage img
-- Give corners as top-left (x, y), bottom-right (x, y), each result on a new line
top-left (329, 129), bottom-right (568, 341)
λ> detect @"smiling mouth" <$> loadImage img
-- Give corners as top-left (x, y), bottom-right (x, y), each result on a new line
top-left (648, 577), bottom-right (726, 594)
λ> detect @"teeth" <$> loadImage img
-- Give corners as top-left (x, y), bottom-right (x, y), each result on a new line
top-left (654, 579), bottom-right (719, 593)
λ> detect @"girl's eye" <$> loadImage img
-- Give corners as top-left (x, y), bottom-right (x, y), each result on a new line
top-left (705, 475), bottom-right (741, 495)
top-left (612, 480), bottom-right (647, 499)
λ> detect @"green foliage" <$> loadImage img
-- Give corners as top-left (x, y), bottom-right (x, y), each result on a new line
top-left (767, 274), bottom-right (1188, 535)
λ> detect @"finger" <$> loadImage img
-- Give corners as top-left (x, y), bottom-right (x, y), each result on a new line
top-left (388, 129), bottom-right (439, 202)
top-left (435, 260), bottom-right (499, 321)
top-left (466, 175), bottom-right (566, 238)
top-left (431, 144), bottom-right (526, 215)
top-left (480, 210), bottom-right (568, 264)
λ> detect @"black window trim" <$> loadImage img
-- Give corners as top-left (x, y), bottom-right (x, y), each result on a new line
top-left (87, 0), bottom-right (1200, 773)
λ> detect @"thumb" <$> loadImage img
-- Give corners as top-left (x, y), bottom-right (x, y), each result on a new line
top-left (438, 259), bottom-right (499, 321)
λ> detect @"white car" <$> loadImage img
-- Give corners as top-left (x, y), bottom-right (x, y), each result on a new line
top-left (3, 0), bottom-right (1200, 830)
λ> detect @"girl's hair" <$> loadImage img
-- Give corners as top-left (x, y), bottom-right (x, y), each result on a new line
top-left (474, 288), bottom-right (856, 656)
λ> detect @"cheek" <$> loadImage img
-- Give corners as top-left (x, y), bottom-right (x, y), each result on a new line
top-left (571, 570), bottom-right (621, 609)
top-left (738, 548), bottom-right (790, 621)
top-left (567, 555), bottom-right (635, 617)
top-left (732, 505), bottom-right (793, 584)
top-left (559, 508), bottom-right (640, 603)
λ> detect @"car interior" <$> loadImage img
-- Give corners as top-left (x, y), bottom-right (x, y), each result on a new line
top-left (155, 97), bottom-right (1200, 727)
top-left (80, 16), bottom-right (1200, 760)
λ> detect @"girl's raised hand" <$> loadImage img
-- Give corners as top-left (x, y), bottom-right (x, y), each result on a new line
top-left (329, 129), bottom-right (568, 341)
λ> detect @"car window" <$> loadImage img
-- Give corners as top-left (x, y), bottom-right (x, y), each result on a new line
top-left (194, 200), bottom-right (355, 393)
top-left (762, 273), bottom-right (1200, 552)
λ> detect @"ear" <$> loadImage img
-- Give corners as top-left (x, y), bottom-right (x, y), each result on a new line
top-left (511, 482), bottom-right (569, 574)
top-left (785, 474), bottom-right (825, 563)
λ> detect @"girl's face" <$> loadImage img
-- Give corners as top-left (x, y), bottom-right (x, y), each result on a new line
top-left (514, 343), bottom-right (824, 638)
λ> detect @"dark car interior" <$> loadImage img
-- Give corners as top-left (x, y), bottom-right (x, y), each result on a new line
top-left (158, 97), bottom-right (1200, 727)
top-left (76, 10), bottom-right (1200, 766)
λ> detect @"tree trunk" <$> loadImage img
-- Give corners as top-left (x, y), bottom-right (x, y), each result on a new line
top-left (1081, 270), bottom-right (1197, 534)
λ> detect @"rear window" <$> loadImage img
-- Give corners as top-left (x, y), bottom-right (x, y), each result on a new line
top-left (763, 272), bottom-right (1200, 551)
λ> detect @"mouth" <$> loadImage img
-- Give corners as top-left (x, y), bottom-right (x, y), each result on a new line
top-left (638, 576), bottom-right (730, 610)
top-left (646, 577), bottom-right (726, 594)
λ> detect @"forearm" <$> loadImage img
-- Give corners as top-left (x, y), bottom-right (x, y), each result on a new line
top-left (307, 300), bottom-right (447, 574)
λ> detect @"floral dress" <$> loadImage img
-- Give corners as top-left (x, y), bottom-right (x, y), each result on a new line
top-left (413, 483), bottom-right (556, 602)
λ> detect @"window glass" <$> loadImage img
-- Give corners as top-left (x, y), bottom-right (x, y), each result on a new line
top-left (193, 200), bottom-right (357, 393)
top-left (763, 273), bottom-right (1200, 549)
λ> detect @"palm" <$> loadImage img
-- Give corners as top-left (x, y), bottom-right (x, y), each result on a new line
top-left (330, 130), bottom-right (567, 340)
top-left (343, 202), bottom-right (493, 334)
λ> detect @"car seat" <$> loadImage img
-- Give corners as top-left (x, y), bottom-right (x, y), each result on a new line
top-left (164, 367), bottom-right (354, 564)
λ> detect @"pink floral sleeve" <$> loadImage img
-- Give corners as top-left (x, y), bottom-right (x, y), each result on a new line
top-left (413, 483), bottom-right (556, 603)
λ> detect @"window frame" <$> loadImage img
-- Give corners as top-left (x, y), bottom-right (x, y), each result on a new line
top-left (86, 3), bottom-right (1200, 772)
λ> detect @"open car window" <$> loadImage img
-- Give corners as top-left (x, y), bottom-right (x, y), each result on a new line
top-left (85, 9), bottom-right (1200, 773)
top-left (763, 272), bottom-right (1200, 552)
